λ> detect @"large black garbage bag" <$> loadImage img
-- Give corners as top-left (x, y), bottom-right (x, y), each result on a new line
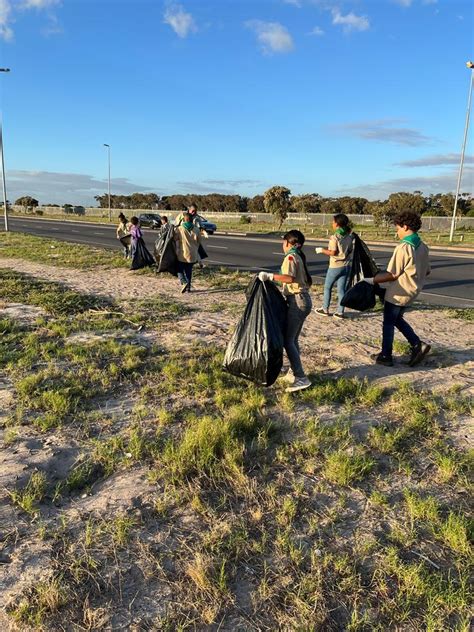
top-left (130, 237), bottom-right (155, 270)
top-left (198, 244), bottom-right (208, 260)
top-left (154, 226), bottom-right (178, 275)
top-left (341, 280), bottom-right (376, 311)
top-left (223, 278), bottom-right (287, 387)
top-left (341, 234), bottom-right (384, 309)
top-left (347, 233), bottom-right (379, 288)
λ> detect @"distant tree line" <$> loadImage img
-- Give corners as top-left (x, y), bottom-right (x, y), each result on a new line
top-left (14, 189), bottom-right (473, 225)
top-left (93, 189), bottom-right (473, 220)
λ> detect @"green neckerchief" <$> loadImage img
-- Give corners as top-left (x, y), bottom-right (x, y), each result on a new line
top-left (401, 233), bottom-right (421, 250)
top-left (182, 221), bottom-right (194, 231)
top-left (281, 246), bottom-right (301, 274)
top-left (335, 227), bottom-right (349, 237)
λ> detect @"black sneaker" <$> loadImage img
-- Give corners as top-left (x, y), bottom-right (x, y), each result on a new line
top-left (180, 283), bottom-right (189, 294)
top-left (371, 353), bottom-right (394, 367)
top-left (408, 342), bottom-right (431, 367)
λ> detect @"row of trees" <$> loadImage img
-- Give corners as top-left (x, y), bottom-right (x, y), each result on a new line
top-left (93, 190), bottom-right (473, 219)
top-left (14, 190), bottom-right (473, 226)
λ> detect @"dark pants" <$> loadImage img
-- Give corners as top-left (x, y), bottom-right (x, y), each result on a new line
top-left (177, 261), bottom-right (194, 286)
top-left (285, 292), bottom-right (312, 378)
top-left (382, 300), bottom-right (420, 358)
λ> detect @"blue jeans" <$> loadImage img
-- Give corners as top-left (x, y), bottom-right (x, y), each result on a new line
top-left (323, 267), bottom-right (350, 314)
top-left (285, 292), bottom-right (312, 378)
top-left (382, 301), bottom-right (420, 358)
top-left (177, 261), bottom-right (194, 286)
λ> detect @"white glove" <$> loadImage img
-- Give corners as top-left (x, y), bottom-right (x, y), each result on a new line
top-left (201, 230), bottom-right (209, 239)
top-left (315, 247), bottom-right (324, 254)
top-left (258, 271), bottom-right (274, 282)
top-left (364, 278), bottom-right (374, 285)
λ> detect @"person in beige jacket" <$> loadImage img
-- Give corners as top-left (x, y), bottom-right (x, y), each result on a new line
top-left (365, 211), bottom-right (431, 367)
top-left (174, 212), bottom-right (202, 293)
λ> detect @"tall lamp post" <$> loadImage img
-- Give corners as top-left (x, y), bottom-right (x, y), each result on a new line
top-left (450, 61), bottom-right (474, 242)
top-left (103, 143), bottom-right (111, 222)
top-left (0, 68), bottom-right (10, 233)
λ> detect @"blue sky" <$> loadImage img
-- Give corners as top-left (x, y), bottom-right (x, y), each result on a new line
top-left (1, 0), bottom-right (473, 205)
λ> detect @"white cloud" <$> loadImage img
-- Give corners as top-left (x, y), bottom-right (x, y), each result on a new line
top-left (282, 0), bottom-right (302, 7)
top-left (310, 26), bottom-right (325, 36)
top-left (0, 0), bottom-right (62, 41)
top-left (21, 0), bottom-right (61, 8)
top-left (246, 20), bottom-right (294, 54)
top-left (393, 0), bottom-right (413, 7)
top-left (337, 166), bottom-right (473, 199)
top-left (0, 0), bottom-right (13, 41)
top-left (332, 9), bottom-right (370, 33)
top-left (397, 153), bottom-right (474, 167)
top-left (329, 119), bottom-right (433, 146)
top-left (7, 170), bottom-right (155, 206)
top-left (163, 3), bottom-right (196, 39)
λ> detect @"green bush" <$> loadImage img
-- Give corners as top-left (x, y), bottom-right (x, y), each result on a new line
top-left (239, 215), bottom-right (252, 224)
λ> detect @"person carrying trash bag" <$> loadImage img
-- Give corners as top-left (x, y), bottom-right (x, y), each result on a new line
top-left (116, 212), bottom-right (131, 259)
top-left (129, 216), bottom-right (155, 271)
top-left (314, 213), bottom-right (354, 319)
top-left (365, 211), bottom-right (431, 368)
top-left (258, 230), bottom-right (313, 393)
top-left (154, 216), bottom-right (178, 276)
top-left (174, 212), bottom-right (202, 293)
top-left (223, 276), bottom-right (287, 387)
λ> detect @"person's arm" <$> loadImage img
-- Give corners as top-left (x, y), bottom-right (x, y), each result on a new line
top-left (316, 235), bottom-right (337, 256)
top-left (259, 254), bottom-right (296, 283)
top-left (366, 245), bottom-right (408, 285)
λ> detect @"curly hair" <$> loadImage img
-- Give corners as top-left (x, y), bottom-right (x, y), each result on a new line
top-left (393, 211), bottom-right (422, 232)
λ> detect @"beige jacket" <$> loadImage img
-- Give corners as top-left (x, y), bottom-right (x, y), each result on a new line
top-left (328, 233), bottom-right (354, 268)
top-left (174, 225), bottom-right (201, 263)
top-left (384, 241), bottom-right (431, 306)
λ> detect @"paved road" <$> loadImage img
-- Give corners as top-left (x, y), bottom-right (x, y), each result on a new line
top-left (1, 216), bottom-right (473, 308)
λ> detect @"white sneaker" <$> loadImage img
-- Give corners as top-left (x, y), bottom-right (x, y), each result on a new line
top-left (286, 377), bottom-right (311, 393)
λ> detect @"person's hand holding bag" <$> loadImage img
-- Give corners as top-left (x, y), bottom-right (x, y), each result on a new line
top-left (258, 271), bottom-right (274, 282)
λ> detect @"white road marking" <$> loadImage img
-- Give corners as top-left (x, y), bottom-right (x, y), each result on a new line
top-left (51, 228), bottom-right (60, 231)
top-left (207, 245), bottom-right (228, 249)
top-left (71, 230), bottom-right (79, 233)
top-left (93, 232), bottom-right (104, 235)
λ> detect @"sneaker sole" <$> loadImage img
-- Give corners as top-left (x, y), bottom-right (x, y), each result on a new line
top-left (286, 383), bottom-right (311, 393)
top-left (314, 311), bottom-right (330, 316)
top-left (408, 345), bottom-right (431, 367)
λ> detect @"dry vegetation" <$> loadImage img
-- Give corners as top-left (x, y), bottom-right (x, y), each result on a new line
top-left (0, 235), bottom-right (472, 631)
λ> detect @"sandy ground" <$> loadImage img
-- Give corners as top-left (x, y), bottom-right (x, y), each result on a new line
top-left (1, 256), bottom-right (473, 394)
top-left (0, 257), bottom-right (473, 628)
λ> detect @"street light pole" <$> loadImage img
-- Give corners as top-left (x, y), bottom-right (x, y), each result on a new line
top-left (103, 143), bottom-right (111, 222)
top-left (450, 61), bottom-right (474, 242)
top-left (0, 68), bottom-right (10, 233)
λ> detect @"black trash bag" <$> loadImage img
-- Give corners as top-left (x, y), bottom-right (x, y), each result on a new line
top-left (341, 280), bottom-right (376, 311)
top-left (130, 237), bottom-right (155, 271)
top-left (154, 226), bottom-right (178, 275)
top-left (341, 233), bottom-right (385, 309)
top-left (346, 233), bottom-right (379, 288)
top-left (223, 277), bottom-right (287, 387)
top-left (198, 244), bottom-right (208, 260)
top-left (119, 234), bottom-right (131, 248)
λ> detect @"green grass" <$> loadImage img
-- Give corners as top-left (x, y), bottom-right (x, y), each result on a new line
top-left (0, 231), bottom-right (127, 268)
top-left (0, 268), bottom-right (109, 315)
top-left (9, 471), bottom-right (47, 515)
top-left (2, 263), bottom-right (472, 631)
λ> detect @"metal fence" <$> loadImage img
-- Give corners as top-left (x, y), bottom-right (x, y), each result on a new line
top-left (11, 206), bottom-right (474, 231)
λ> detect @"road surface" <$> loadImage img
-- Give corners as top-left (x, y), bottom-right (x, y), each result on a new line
top-left (1, 216), bottom-right (473, 308)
